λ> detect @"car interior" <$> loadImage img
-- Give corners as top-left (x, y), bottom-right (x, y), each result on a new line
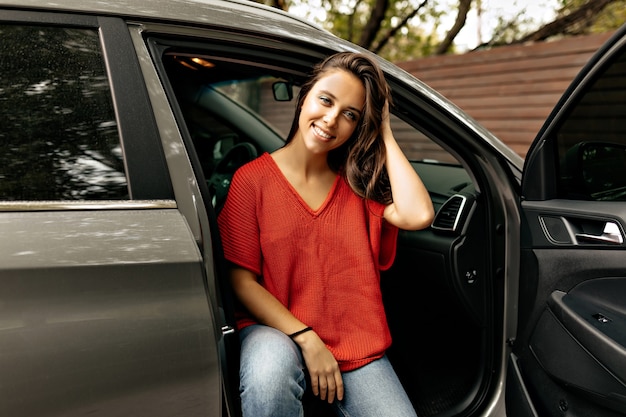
top-left (153, 38), bottom-right (497, 417)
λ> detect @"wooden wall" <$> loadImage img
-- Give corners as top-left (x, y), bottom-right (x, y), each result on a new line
top-left (396, 32), bottom-right (614, 157)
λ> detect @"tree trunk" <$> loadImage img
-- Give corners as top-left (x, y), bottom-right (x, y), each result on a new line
top-left (358, 0), bottom-right (389, 49)
top-left (434, 0), bottom-right (473, 55)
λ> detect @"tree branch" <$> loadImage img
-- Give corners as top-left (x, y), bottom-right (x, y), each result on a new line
top-left (372, 0), bottom-right (429, 54)
top-left (516, 0), bottom-right (615, 43)
top-left (434, 0), bottom-right (472, 55)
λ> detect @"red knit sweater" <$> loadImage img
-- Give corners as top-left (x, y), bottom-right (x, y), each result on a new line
top-left (218, 153), bottom-right (398, 371)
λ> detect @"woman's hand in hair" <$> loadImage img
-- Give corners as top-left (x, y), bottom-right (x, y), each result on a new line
top-left (381, 101), bottom-right (435, 230)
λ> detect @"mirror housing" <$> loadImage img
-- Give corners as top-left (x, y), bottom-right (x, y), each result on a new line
top-left (272, 81), bottom-right (293, 102)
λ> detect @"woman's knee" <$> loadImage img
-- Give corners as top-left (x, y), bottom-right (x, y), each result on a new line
top-left (239, 325), bottom-right (306, 388)
top-left (239, 325), bottom-right (307, 415)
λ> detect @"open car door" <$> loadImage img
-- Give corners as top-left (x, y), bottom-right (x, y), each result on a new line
top-left (509, 25), bottom-right (626, 417)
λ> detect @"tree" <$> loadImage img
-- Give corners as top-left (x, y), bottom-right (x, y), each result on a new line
top-left (478, 0), bottom-right (625, 48)
top-left (310, 0), bottom-right (459, 59)
top-left (253, 0), bottom-right (450, 59)
top-left (251, 0), bottom-right (626, 59)
top-left (433, 0), bottom-right (471, 54)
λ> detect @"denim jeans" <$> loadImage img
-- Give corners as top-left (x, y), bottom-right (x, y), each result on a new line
top-left (239, 324), bottom-right (417, 417)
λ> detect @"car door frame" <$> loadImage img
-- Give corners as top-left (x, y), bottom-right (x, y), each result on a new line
top-left (510, 24), bottom-right (626, 417)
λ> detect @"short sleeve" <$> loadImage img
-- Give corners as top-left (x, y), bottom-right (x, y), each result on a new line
top-left (217, 167), bottom-right (262, 275)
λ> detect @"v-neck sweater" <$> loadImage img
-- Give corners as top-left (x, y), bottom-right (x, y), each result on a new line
top-left (218, 152), bottom-right (398, 372)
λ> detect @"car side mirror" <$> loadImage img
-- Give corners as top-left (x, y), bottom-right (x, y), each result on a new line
top-left (563, 142), bottom-right (626, 200)
top-left (272, 81), bottom-right (293, 101)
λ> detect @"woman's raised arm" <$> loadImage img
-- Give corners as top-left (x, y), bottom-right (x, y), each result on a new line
top-left (381, 104), bottom-right (434, 230)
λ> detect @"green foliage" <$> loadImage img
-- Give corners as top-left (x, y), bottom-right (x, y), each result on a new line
top-left (585, 1), bottom-right (626, 33)
top-left (304, 0), bottom-right (445, 60)
top-left (278, 0), bottom-right (626, 59)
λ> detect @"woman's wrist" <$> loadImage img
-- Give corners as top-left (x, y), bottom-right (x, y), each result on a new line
top-left (288, 326), bottom-right (313, 339)
top-left (289, 326), bottom-right (318, 347)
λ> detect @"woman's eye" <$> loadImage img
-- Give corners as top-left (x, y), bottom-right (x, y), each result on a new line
top-left (319, 96), bottom-right (331, 105)
top-left (344, 111), bottom-right (357, 121)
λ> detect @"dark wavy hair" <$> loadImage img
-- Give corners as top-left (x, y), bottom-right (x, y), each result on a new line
top-left (285, 52), bottom-right (392, 205)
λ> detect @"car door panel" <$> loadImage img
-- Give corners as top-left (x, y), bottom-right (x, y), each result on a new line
top-left (518, 203), bottom-right (626, 416)
top-left (534, 280), bottom-right (626, 396)
top-left (0, 208), bottom-right (220, 417)
top-left (516, 26), bottom-right (626, 417)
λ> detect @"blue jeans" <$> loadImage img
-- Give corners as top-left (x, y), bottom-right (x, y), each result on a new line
top-left (238, 324), bottom-right (418, 417)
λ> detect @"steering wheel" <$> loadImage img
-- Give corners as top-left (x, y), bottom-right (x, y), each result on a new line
top-left (207, 142), bottom-right (258, 212)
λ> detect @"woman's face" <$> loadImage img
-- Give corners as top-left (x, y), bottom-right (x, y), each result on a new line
top-left (296, 69), bottom-right (366, 155)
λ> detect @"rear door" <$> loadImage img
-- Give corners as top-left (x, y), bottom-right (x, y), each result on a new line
top-left (0, 10), bottom-right (221, 417)
top-left (509, 25), bottom-right (626, 417)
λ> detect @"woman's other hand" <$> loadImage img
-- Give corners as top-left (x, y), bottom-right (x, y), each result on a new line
top-left (292, 330), bottom-right (344, 403)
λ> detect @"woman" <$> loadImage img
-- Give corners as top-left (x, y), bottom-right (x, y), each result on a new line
top-left (218, 52), bottom-right (434, 417)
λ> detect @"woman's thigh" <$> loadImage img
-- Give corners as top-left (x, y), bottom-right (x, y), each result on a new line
top-left (238, 325), bottom-right (307, 417)
top-left (334, 355), bottom-right (417, 417)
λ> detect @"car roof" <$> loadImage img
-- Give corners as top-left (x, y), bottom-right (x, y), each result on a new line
top-left (0, 0), bottom-right (331, 43)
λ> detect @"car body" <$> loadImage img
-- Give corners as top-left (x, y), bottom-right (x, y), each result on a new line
top-left (0, 1), bottom-right (625, 416)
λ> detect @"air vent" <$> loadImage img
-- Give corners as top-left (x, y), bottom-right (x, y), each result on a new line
top-left (432, 195), bottom-right (467, 232)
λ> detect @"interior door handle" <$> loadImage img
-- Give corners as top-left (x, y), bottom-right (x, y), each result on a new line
top-left (575, 221), bottom-right (624, 245)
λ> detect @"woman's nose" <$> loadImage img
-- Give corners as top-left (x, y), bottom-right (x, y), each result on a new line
top-left (323, 109), bottom-right (338, 127)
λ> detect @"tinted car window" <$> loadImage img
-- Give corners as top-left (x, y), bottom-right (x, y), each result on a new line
top-left (0, 24), bottom-right (127, 201)
top-left (557, 46), bottom-right (626, 201)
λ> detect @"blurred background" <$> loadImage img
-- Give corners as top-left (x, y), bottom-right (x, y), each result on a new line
top-left (251, 0), bottom-right (625, 60)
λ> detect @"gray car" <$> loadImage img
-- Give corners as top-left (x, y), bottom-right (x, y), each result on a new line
top-left (1, 1), bottom-right (625, 416)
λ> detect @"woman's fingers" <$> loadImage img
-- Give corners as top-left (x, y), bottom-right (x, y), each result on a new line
top-left (324, 370), bottom-right (344, 403)
top-left (297, 331), bottom-right (344, 403)
top-left (310, 374), bottom-right (320, 397)
top-left (318, 375), bottom-right (328, 400)
top-left (335, 369), bottom-right (344, 402)
top-left (310, 367), bottom-right (344, 403)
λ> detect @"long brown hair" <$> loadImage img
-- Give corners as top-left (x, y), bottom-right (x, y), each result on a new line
top-left (285, 52), bottom-right (392, 205)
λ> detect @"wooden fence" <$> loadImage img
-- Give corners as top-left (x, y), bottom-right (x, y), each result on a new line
top-left (396, 31), bottom-right (614, 157)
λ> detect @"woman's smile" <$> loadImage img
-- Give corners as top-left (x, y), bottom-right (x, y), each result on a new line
top-left (312, 123), bottom-right (335, 140)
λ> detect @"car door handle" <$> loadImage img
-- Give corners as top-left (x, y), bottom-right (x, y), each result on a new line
top-left (575, 221), bottom-right (624, 245)
top-left (221, 325), bottom-right (236, 336)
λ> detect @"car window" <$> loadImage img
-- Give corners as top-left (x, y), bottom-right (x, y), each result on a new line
top-left (156, 46), bottom-right (467, 212)
top-left (160, 51), bottom-right (459, 161)
top-left (0, 24), bottom-right (128, 201)
top-left (556, 45), bottom-right (626, 201)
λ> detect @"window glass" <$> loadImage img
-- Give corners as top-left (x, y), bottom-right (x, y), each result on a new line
top-left (160, 50), bottom-right (461, 210)
top-left (0, 24), bottom-right (128, 201)
top-left (557, 47), bottom-right (626, 201)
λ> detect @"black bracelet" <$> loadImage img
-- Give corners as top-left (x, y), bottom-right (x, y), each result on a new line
top-left (288, 326), bottom-right (313, 339)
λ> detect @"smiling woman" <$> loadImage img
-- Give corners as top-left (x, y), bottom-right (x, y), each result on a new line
top-left (217, 52), bottom-right (433, 417)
